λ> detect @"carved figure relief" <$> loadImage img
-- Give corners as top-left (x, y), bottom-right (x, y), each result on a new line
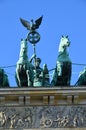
top-left (39, 106), bottom-right (85, 128)
top-left (0, 106), bottom-right (85, 128)
top-left (0, 112), bottom-right (6, 127)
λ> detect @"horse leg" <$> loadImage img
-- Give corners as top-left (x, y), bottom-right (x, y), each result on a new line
top-left (67, 72), bottom-right (71, 85)
top-left (57, 61), bottom-right (62, 76)
top-left (26, 70), bottom-right (32, 87)
top-left (51, 68), bottom-right (58, 86)
top-left (67, 63), bottom-right (72, 86)
top-left (16, 68), bottom-right (21, 87)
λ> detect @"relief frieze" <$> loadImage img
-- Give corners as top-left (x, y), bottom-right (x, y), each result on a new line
top-left (0, 106), bottom-right (85, 129)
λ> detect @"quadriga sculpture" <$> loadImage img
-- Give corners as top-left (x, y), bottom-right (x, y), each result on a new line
top-left (15, 39), bottom-right (33, 87)
top-left (0, 67), bottom-right (10, 87)
top-left (75, 68), bottom-right (86, 86)
top-left (51, 36), bottom-right (72, 86)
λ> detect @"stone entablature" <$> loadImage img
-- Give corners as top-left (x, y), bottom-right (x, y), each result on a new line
top-left (0, 87), bottom-right (86, 106)
top-left (0, 87), bottom-right (86, 129)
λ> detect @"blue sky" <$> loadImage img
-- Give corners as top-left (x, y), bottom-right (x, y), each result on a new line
top-left (0, 0), bottom-right (86, 86)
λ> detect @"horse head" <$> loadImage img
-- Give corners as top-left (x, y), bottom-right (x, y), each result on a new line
top-left (58, 35), bottom-right (71, 63)
top-left (19, 39), bottom-right (28, 59)
top-left (58, 35), bottom-right (70, 54)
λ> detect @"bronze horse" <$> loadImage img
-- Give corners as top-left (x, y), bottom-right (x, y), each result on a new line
top-left (0, 68), bottom-right (10, 87)
top-left (15, 39), bottom-right (33, 87)
top-left (51, 36), bottom-right (72, 86)
top-left (75, 68), bottom-right (86, 86)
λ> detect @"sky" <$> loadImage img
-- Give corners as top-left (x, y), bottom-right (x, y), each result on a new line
top-left (0, 0), bottom-right (86, 86)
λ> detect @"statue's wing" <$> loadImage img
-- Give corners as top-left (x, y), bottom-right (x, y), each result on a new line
top-left (35, 16), bottom-right (43, 29)
top-left (20, 18), bottom-right (31, 30)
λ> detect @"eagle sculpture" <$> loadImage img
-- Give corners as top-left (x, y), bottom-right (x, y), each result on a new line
top-left (20, 16), bottom-right (43, 31)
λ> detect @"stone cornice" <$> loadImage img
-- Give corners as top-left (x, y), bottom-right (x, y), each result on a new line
top-left (0, 87), bottom-right (86, 106)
